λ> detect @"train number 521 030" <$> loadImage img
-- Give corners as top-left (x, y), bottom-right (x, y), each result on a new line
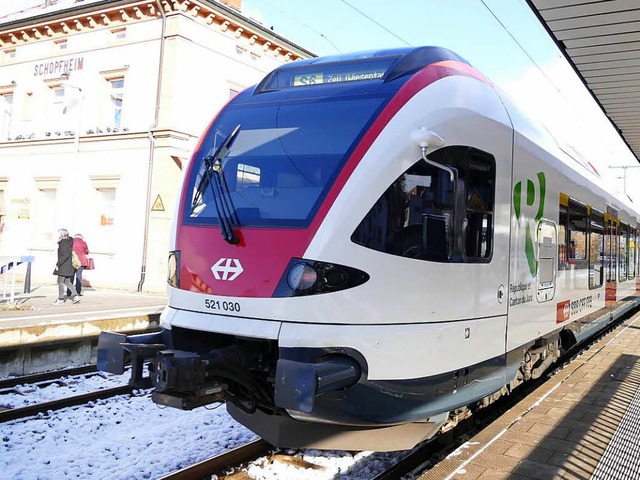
top-left (204, 299), bottom-right (241, 312)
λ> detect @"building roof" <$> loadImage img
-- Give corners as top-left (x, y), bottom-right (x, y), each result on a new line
top-left (0, 0), bottom-right (315, 62)
top-left (527, 0), bottom-right (640, 163)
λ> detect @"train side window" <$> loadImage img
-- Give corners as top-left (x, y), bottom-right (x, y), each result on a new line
top-left (464, 155), bottom-right (494, 261)
top-left (629, 228), bottom-right (640, 277)
top-left (351, 146), bottom-right (495, 263)
top-left (619, 222), bottom-right (628, 282)
top-left (567, 199), bottom-right (588, 270)
top-left (629, 226), bottom-right (636, 280)
top-left (589, 209), bottom-right (604, 289)
top-left (605, 220), bottom-right (616, 282)
top-left (558, 203), bottom-right (568, 269)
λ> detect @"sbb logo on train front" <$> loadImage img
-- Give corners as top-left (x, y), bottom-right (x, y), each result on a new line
top-left (211, 258), bottom-right (244, 281)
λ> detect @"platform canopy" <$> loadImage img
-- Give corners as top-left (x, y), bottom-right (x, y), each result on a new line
top-left (527, 0), bottom-right (640, 162)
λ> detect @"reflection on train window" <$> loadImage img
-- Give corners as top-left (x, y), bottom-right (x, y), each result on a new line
top-left (351, 146), bottom-right (495, 263)
top-left (619, 222), bottom-right (628, 282)
top-left (237, 163), bottom-right (260, 188)
top-left (589, 209), bottom-right (604, 289)
top-left (559, 199), bottom-right (588, 271)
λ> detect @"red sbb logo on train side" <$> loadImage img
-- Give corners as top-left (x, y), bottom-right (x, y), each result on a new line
top-left (556, 300), bottom-right (570, 324)
top-left (211, 258), bottom-right (244, 281)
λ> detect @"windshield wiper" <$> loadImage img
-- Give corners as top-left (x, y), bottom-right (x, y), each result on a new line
top-left (195, 124), bottom-right (241, 244)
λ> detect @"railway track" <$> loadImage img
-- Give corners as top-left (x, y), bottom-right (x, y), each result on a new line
top-left (0, 364), bottom-right (97, 390)
top-left (0, 384), bottom-right (135, 422)
top-left (157, 439), bottom-right (273, 480)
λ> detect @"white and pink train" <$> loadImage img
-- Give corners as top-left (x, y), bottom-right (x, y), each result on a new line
top-left (99, 46), bottom-right (640, 451)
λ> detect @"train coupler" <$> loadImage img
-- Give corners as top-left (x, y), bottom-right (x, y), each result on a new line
top-left (96, 330), bottom-right (169, 388)
top-left (152, 382), bottom-right (228, 410)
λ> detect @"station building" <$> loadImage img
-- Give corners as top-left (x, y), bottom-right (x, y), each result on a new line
top-left (0, 0), bottom-right (312, 292)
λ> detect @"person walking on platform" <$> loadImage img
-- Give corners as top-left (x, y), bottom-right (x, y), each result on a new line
top-left (67, 233), bottom-right (89, 297)
top-left (53, 228), bottom-right (80, 305)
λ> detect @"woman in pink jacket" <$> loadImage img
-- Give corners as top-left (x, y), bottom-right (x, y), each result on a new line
top-left (70, 233), bottom-right (90, 296)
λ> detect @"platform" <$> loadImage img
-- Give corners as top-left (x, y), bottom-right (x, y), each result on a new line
top-left (424, 309), bottom-right (640, 480)
top-left (0, 282), bottom-right (166, 348)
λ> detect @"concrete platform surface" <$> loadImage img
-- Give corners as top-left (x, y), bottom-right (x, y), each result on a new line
top-left (423, 309), bottom-right (640, 480)
top-left (0, 283), bottom-right (166, 347)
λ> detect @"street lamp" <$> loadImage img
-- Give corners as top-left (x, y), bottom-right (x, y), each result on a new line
top-left (60, 82), bottom-right (83, 153)
top-left (60, 80), bottom-right (84, 230)
top-left (609, 165), bottom-right (640, 198)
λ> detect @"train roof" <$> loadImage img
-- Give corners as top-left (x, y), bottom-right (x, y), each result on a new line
top-left (254, 46), bottom-right (470, 93)
top-left (498, 90), bottom-right (640, 220)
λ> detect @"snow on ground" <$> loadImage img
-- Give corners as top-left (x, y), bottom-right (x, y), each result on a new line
top-left (0, 371), bottom-right (406, 479)
top-left (0, 371), bottom-right (129, 408)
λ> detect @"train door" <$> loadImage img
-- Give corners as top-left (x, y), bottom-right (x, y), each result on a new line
top-left (605, 217), bottom-right (617, 303)
top-left (536, 219), bottom-right (557, 302)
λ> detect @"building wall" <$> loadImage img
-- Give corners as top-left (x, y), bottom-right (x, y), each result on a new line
top-left (0, 0), bottom-right (312, 292)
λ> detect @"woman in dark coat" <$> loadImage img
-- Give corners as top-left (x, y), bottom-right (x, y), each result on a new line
top-left (53, 228), bottom-right (80, 305)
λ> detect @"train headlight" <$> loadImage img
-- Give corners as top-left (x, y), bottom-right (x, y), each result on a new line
top-left (275, 258), bottom-right (369, 297)
top-left (287, 263), bottom-right (318, 292)
top-left (167, 251), bottom-right (181, 288)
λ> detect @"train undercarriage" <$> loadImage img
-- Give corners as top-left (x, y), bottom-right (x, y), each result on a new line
top-left (97, 322), bottom-right (579, 451)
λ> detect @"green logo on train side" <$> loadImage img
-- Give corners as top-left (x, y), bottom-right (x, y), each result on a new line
top-left (513, 172), bottom-right (546, 278)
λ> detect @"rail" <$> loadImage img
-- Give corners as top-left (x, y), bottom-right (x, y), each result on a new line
top-left (0, 385), bottom-right (134, 423)
top-left (156, 439), bottom-right (272, 480)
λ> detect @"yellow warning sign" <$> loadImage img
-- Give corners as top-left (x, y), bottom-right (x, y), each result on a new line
top-left (152, 195), bottom-right (165, 211)
top-left (467, 189), bottom-right (488, 211)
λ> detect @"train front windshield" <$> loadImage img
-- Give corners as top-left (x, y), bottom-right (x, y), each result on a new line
top-left (185, 93), bottom-right (388, 228)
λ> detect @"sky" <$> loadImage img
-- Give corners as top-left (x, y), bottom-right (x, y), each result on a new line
top-left (241, 0), bottom-right (640, 203)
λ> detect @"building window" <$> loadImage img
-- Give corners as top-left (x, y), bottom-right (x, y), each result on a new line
top-left (32, 178), bottom-right (61, 250)
top-left (23, 92), bottom-right (33, 121)
top-left (351, 146), bottom-right (495, 263)
top-left (2, 49), bottom-right (16, 63)
top-left (50, 85), bottom-right (65, 118)
top-left (91, 176), bottom-right (119, 254)
top-left (97, 188), bottom-right (116, 226)
top-left (228, 82), bottom-right (243, 99)
top-left (109, 78), bottom-right (124, 130)
top-left (1, 92), bottom-right (13, 140)
top-left (111, 28), bottom-right (126, 40)
top-left (589, 208), bottom-right (604, 289)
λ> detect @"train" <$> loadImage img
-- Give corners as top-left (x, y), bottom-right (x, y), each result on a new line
top-left (98, 46), bottom-right (640, 452)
